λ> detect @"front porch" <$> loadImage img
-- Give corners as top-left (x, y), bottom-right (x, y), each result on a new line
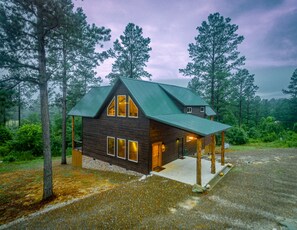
top-left (151, 156), bottom-right (229, 187)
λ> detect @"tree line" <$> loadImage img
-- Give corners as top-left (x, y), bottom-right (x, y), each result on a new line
top-left (0, 1), bottom-right (296, 201)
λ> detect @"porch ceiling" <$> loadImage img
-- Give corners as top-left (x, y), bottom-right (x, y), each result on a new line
top-left (149, 114), bottom-right (231, 136)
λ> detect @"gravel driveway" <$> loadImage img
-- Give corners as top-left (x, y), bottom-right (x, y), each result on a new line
top-left (3, 148), bottom-right (297, 229)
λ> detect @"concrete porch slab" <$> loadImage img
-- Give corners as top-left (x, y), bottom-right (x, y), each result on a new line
top-left (151, 156), bottom-right (226, 187)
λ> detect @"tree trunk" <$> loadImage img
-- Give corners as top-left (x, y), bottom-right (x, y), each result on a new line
top-left (37, 3), bottom-right (53, 200)
top-left (61, 42), bottom-right (67, 165)
top-left (18, 83), bottom-right (21, 127)
top-left (39, 82), bottom-right (53, 200)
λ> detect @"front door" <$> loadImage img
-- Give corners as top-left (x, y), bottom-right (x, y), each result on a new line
top-left (152, 142), bottom-right (162, 170)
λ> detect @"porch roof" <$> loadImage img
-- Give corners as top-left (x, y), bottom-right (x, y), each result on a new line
top-left (149, 114), bottom-right (230, 136)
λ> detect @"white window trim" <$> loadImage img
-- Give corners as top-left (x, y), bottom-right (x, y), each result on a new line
top-left (128, 96), bottom-right (138, 118)
top-left (107, 136), bottom-right (115, 156)
top-left (128, 140), bottom-right (138, 163)
top-left (117, 95), bottom-right (127, 117)
top-left (117, 138), bottom-right (126, 159)
top-left (186, 107), bottom-right (192, 114)
top-left (107, 97), bottom-right (115, 117)
top-left (200, 107), bottom-right (205, 113)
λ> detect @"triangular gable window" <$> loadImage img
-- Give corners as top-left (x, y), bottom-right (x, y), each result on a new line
top-left (128, 97), bottom-right (138, 118)
top-left (107, 97), bottom-right (115, 116)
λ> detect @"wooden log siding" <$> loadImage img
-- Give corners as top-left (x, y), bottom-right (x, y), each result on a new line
top-left (82, 83), bottom-right (150, 174)
top-left (149, 120), bottom-right (205, 167)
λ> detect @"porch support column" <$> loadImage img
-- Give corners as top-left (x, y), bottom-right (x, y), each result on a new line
top-left (221, 131), bottom-right (225, 166)
top-left (211, 134), bottom-right (216, 174)
top-left (72, 116), bottom-right (75, 149)
top-left (196, 136), bottom-right (202, 186)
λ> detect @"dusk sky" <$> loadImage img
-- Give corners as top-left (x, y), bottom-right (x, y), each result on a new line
top-left (74, 0), bottom-right (297, 99)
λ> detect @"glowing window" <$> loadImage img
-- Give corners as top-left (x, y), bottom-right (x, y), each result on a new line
top-left (107, 97), bottom-right (115, 116)
top-left (128, 97), bottom-right (138, 118)
top-left (128, 140), bottom-right (138, 162)
top-left (117, 138), bottom-right (126, 159)
top-left (107, 136), bottom-right (115, 156)
top-left (117, 95), bottom-right (126, 117)
top-left (186, 136), bottom-right (197, 142)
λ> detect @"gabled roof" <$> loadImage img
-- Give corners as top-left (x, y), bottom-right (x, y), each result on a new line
top-left (68, 77), bottom-right (227, 136)
top-left (120, 78), bottom-right (181, 116)
top-left (149, 114), bottom-right (230, 136)
top-left (68, 86), bottom-right (112, 117)
top-left (159, 84), bottom-right (208, 106)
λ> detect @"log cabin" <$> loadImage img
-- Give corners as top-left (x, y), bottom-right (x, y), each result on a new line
top-left (69, 77), bottom-right (230, 184)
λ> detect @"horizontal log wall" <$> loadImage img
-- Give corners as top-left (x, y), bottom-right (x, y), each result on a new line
top-left (83, 83), bottom-right (150, 174)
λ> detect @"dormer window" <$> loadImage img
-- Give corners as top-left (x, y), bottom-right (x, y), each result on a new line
top-left (107, 97), bottom-right (115, 116)
top-left (186, 107), bottom-right (192, 114)
top-left (128, 97), bottom-right (138, 118)
top-left (200, 107), bottom-right (205, 113)
top-left (117, 95), bottom-right (126, 117)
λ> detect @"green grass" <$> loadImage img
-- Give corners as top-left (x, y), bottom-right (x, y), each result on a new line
top-left (0, 156), bottom-right (61, 173)
top-left (228, 141), bottom-right (290, 151)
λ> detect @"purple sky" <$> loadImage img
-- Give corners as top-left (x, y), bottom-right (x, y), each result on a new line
top-left (74, 0), bottom-right (297, 99)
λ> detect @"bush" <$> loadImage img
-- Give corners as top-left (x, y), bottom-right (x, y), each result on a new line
top-left (247, 127), bottom-right (261, 139)
top-left (226, 127), bottom-right (248, 145)
top-left (0, 126), bottom-right (13, 145)
top-left (0, 144), bottom-right (11, 157)
top-left (3, 155), bottom-right (16, 162)
top-left (13, 124), bottom-right (43, 157)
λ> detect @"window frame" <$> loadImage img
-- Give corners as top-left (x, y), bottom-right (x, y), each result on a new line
top-left (128, 140), bottom-right (138, 163)
top-left (117, 138), bottom-right (126, 159)
top-left (107, 97), bottom-right (116, 117)
top-left (186, 107), bottom-right (192, 114)
top-left (128, 96), bottom-right (139, 118)
top-left (107, 136), bottom-right (115, 156)
top-left (117, 95), bottom-right (127, 117)
top-left (200, 107), bottom-right (205, 113)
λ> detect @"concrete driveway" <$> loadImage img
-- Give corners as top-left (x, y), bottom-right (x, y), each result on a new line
top-left (151, 156), bottom-right (226, 187)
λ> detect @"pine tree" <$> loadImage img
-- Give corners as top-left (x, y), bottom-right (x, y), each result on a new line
top-left (106, 23), bottom-right (152, 84)
top-left (180, 12), bottom-right (245, 119)
top-left (0, 0), bottom-right (72, 200)
top-left (283, 68), bottom-right (297, 126)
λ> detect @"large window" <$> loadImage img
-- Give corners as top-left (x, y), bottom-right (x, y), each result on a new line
top-left (117, 138), bottom-right (126, 159)
top-left (128, 97), bottom-right (138, 118)
top-left (107, 97), bottom-right (115, 116)
top-left (128, 140), bottom-right (138, 162)
top-left (117, 95), bottom-right (126, 117)
top-left (107, 136), bottom-right (115, 156)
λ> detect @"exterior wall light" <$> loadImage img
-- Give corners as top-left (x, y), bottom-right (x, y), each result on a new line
top-left (161, 143), bottom-right (166, 152)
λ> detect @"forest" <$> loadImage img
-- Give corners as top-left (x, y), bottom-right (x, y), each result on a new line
top-left (0, 0), bottom-right (296, 200)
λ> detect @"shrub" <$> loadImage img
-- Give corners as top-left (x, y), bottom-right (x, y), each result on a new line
top-left (0, 144), bottom-right (11, 157)
top-left (261, 132), bottom-right (277, 142)
top-left (247, 127), bottom-right (261, 139)
top-left (3, 155), bottom-right (16, 162)
top-left (226, 127), bottom-right (248, 145)
top-left (13, 124), bottom-right (42, 157)
top-left (0, 126), bottom-right (13, 145)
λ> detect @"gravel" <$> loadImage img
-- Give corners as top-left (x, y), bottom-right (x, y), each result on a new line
top-left (2, 148), bottom-right (297, 229)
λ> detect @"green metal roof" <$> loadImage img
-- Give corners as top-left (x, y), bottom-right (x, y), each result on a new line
top-left (68, 86), bottom-right (112, 117)
top-left (206, 106), bottom-right (216, 116)
top-left (159, 84), bottom-right (208, 106)
top-left (120, 78), bottom-right (181, 116)
top-left (149, 114), bottom-right (230, 136)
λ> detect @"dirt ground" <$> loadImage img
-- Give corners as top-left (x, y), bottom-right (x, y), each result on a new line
top-left (1, 148), bottom-right (297, 229)
top-left (0, 157), bottom-right (138, 225)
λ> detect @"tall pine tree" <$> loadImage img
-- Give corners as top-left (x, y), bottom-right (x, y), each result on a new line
top-left (283, 68), bottom-right (297, 126)
top-left (180, 12), bottom-right (245, 120)
top-left (106, 23), bottom-right (152, 84)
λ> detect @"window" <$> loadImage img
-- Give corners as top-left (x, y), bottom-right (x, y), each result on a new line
top-left (128, 140), bottom-right (138, 162)
top-left (117, 95), bottom-right (126, 117)
top-left (186, 107), bottom-right (192, 113)
top-left (107, 97), bottom-right (115, 116)
top-left (200, 107), bottom-right (205, 113)
top-left (128, 97), bottom-right (138, 118)
top-left (107, 136), bottom-right (115, 156)
top-left (117, 138), bottom-right (126, 159)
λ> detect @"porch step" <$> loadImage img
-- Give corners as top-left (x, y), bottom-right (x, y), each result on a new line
top-left (206, 164), bottom-right (233, 190)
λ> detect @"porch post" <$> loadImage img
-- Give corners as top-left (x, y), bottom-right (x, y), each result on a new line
top-left (221, 131), bottom-right (225, 166)
top-left (72, 116), bottom-right (75, 149)
top-left (211, 134), bottom-right (216, 174)
top-left (196, 136), bottom-right (202, 186)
